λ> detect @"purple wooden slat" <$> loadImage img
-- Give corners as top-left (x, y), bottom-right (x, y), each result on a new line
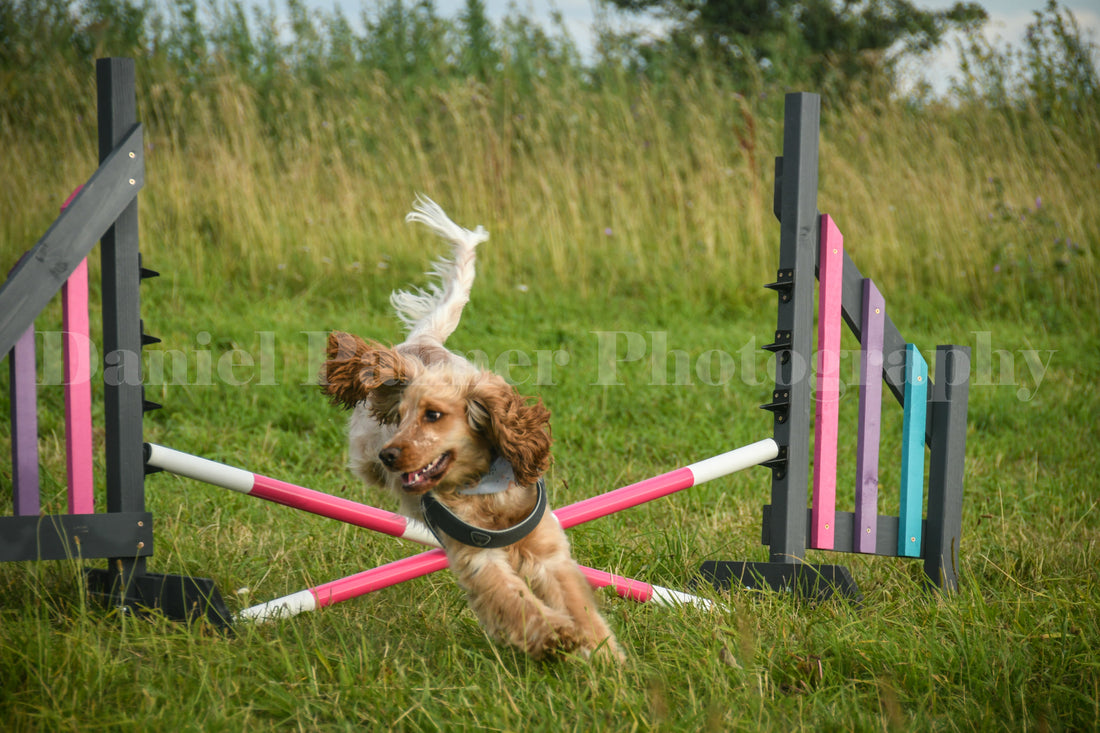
top-left (10, 324), bottom-right (40, 515)
top-left (854, 279), bottom-right (884, 553)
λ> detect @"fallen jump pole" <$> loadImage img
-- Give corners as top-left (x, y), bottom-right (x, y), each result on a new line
top-left (180, 438), bottom-right (778, 621)
top-left (144, 443), bottom-right (438, 546)
top-left (553, 439), bottom-right (780, 530)
top-left (143, 444), bottom-right (685, 605)
top-left (144, 442), bottom-right (778, 618)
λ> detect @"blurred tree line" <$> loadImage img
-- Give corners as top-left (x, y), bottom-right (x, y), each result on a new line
top-left (602, 0), bottom-right (987, 92)
top-left (0, 0), bottom-right (1096, 129)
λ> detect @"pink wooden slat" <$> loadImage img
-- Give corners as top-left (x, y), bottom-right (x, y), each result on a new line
top-left (811, 215), bottom-right (843, 549)
top-left (61, 185), bottom-right (94, 514)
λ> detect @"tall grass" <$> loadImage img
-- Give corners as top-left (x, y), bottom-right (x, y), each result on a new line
top-left (2, 1), bottom-right (1097, 321)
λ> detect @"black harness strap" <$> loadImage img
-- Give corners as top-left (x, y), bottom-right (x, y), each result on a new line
top-left (420, 479), bottom-right (547, 548)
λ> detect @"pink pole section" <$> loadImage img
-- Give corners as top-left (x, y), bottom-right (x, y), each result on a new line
top-left (144, 443), bottom-right (430, 543)
top-left (811, 214), bottom-right (843, 550)
top-left (312, 550), bottom-right (451, 608)
top-left (555, 439), bottom-right (779, 529)
top-left (250, 474), bottom-right (410, 538)
top-left (554, 468), bottom-right (693, 529)
top-left (307, 555), bottom-right (704, 612)
top-left (61, 185), bottom-right (94, 514)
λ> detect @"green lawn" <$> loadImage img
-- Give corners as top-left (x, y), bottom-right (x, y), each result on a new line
top-left (2, 53), bottom-right (1098, 730)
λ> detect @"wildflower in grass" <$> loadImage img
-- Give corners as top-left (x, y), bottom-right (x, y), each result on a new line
top-left (993, 264), bottom-right (1001, 273)
top-left (604, 227), bottom-right (613, 236)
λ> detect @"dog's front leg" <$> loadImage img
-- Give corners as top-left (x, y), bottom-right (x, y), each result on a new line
top-left (551, 561), bottom-right (625, 662)
top-left (456, 552), bottom-right (581, 659)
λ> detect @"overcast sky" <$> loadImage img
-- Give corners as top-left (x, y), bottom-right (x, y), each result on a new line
top-left (299, 0), bottom-right (1100, 94)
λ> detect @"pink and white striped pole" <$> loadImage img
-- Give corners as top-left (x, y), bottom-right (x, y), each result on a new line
top-left (293, 438), bottom-right (779, 616)
top-left (145, 442), bottom-right (774, 619)
top-left (155, 438), bottom-right (777, 621)
top-left (230, 439), bottom-right (778, 620)
top-left (552, 439), bottom-right (779, 529)
top-left (144, 443), bottom-right (438, 545)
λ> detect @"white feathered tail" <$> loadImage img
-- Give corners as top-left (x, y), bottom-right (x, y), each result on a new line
top-left (393, 195), bottom-right (489, 344)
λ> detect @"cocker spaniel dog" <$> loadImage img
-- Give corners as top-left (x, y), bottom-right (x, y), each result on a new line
top-left (322, 198), bottom-right (623, 662)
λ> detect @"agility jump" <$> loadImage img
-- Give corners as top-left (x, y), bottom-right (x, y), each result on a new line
top-left (144, 440), bottom-right (779, 620)
top-left (1, 60), bottom-right (969, 628)
top-left (699, 94), bottom-right (970, 599)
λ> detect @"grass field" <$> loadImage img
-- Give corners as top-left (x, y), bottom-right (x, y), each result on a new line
top-left (2, 30), bottom-right (1099, 731)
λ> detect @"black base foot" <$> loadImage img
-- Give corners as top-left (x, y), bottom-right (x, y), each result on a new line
top-left (696, 561), bottom-right (863, 603)
top-left (86, 569), bottom-right (233, 630)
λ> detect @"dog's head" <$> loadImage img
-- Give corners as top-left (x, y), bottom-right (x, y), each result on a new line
top-left (322, 332), bottom-right (551, 494)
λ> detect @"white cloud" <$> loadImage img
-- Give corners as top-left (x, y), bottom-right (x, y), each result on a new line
top-left (896, 2), bottom-right (1099, 95)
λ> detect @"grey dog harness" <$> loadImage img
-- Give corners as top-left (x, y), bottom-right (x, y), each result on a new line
top-left (420, 475), bottom-right (547, 549)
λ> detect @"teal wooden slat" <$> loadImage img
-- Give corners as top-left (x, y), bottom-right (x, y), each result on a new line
top-left (898, 344), bottom-right (928, 557)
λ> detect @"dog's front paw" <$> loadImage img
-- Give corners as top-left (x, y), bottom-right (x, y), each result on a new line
top-left (547, 621), bottom-right (583, 656)
top-left (521, 616), bottom-right (582, 660)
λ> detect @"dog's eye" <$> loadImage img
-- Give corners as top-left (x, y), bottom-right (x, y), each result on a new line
top-left (423, 409), bottom-right (443, 423)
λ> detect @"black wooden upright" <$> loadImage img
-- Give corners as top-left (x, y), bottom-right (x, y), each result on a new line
top-left (0, 58), bottom-right (229, 627)
top-left (97, 57), bottom-right (150, 581)
top-left (766, 92), bottom-right (818, 565)
top-left (701, 93), bottom-right (860, 598)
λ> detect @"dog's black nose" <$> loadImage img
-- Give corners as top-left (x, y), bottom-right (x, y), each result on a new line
top-left (378, 446), bottom-right (401, 468)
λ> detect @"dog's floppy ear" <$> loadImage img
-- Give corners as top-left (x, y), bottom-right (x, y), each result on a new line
top-left (466, 373), bottom-right (551, 487)
top-left (321, 332), bottom-right (418, 423)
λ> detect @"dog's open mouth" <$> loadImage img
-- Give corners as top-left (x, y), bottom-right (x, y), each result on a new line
top-left (401, 452), bottom-right (453, 491)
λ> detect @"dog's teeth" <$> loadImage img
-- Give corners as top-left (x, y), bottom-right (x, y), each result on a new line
top-left (399, 454), bottom-right (449, 488)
